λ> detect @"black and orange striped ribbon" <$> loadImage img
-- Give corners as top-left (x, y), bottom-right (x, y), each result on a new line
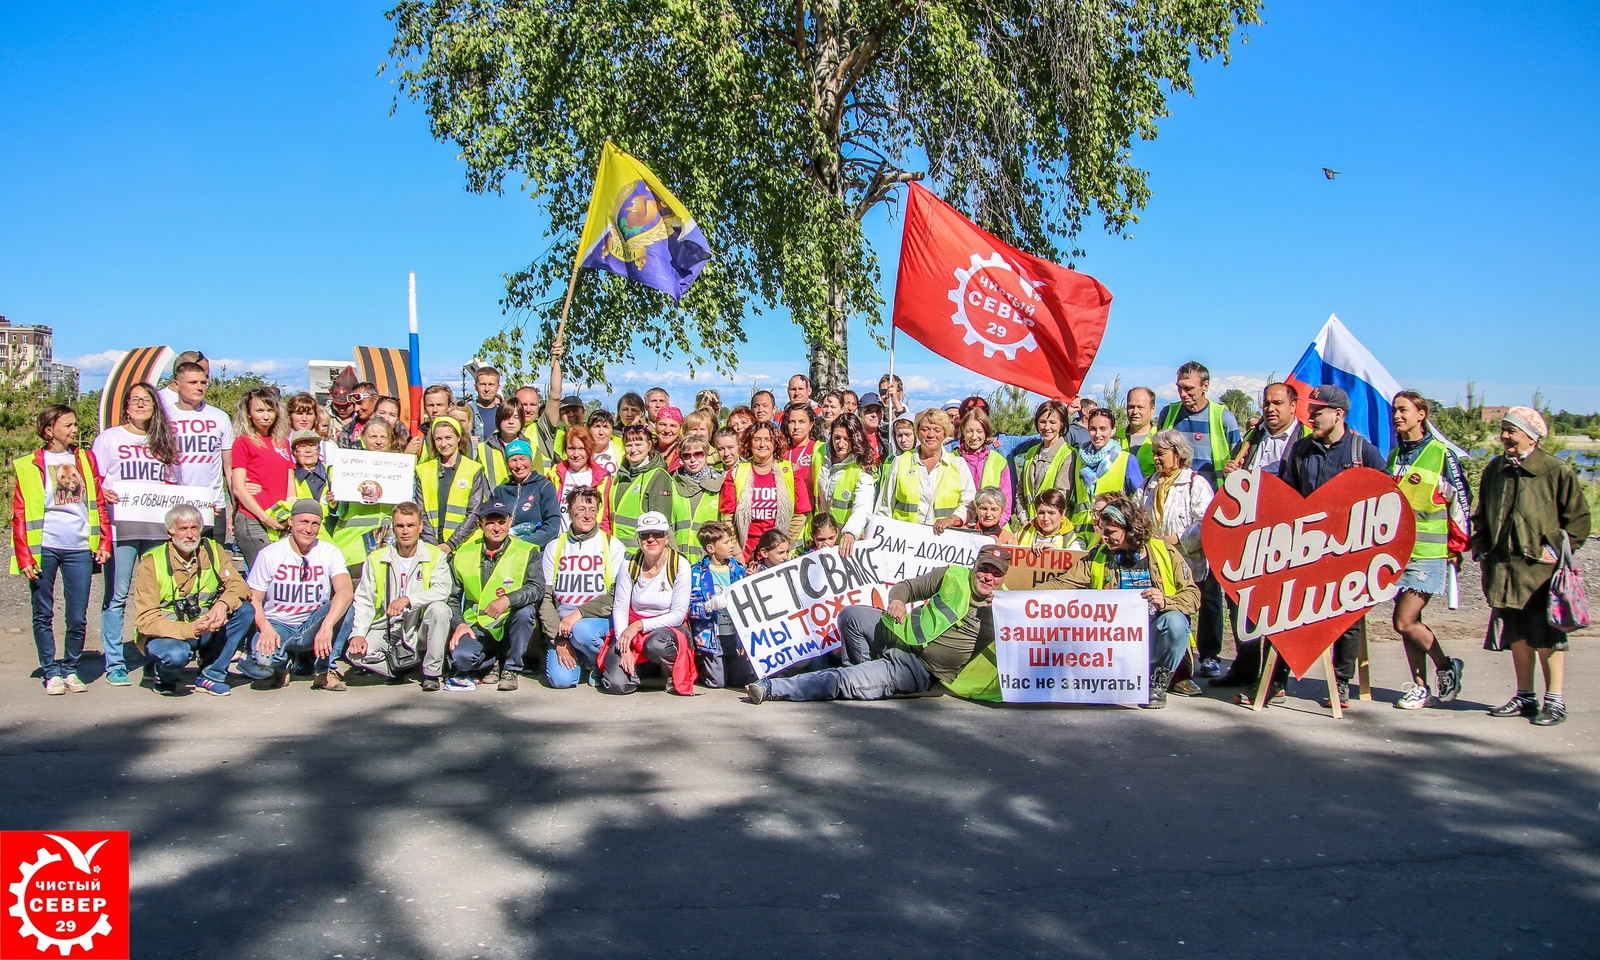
top-left (352, 346), bottom-right (413, 427)
top-left (98, 346), bottom-right (173, 430)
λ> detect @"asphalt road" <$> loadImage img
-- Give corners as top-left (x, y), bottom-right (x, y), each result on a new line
top-left (1, 560), bottom-right (1597, 959)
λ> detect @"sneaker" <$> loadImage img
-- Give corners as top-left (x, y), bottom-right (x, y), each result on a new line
top-left (745, 682), bottom-right (766, 705)
top-left (44, 676), bottom-right (66, 696)
top-left (106, 667), bottom-right (132, 687)
top-left (153, 678), bottom-right (183, 696)
top-left (63, 674), bottom-right (88, 693)
top-left (1489, 695), bottom-right (1538, 718)
top-left (419, 676), bottom-right (441, 692)
top-left (312, 670), bottom-right (347, 692)
top-left (497, 672), bottom-right (520, 692)
top-left (234, 657), bottom-right (275, 681)
top-left (443, 677), bottom-right (476, 692)
top-left (194, 676), bottom-right (231, 697)
top-left (1196, 657), bottom-right (1223, 679)
top-left (1435, 658), bottom-right (1464, 704)
top-left (1395, 682), bottom-right (1432, 710)
top-left (254, 670), bottom-right (291, 690)
top-left (1531, 701), bottom-right (1567, 727)
top-left (1323, 682), bottom-right (1351, 709)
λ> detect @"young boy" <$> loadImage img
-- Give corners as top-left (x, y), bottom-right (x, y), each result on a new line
top-left (688, 521), bottom-right (752, 689)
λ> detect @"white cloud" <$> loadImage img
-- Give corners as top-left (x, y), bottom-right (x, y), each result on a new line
top-left (66, 349), bottom-right (128, 373)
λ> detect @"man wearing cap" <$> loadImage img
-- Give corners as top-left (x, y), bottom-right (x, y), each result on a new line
top-left (446, 497), bottom-right (544, 691)
top-left (1260, 384), bottom-right (1386, 709)
top-left (746, 545), bottom-right (1013, 704)
top-left (413, 416), bottom-right (490, 554)
top-left (246, 498), bottom-right (355, 690)
top-left (1472, 406), bottom-right (1591, 726)
top-left (344, 501), bottom-right (455, 690)
top-left (335, 381), bottom-right (381, 449)
top-left (492, 438), bottom-right (561, 550)
top-left (857, 392), bottom-right (885, 458)
top-left (655, 406), bottom-right (685, 471)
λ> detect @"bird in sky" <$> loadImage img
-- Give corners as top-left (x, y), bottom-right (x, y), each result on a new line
top-left (1322, 168), bottom-right (1340, 180)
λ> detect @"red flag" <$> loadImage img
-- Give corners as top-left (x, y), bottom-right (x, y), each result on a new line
top-left (891, 183), bottom-right (1112, 400)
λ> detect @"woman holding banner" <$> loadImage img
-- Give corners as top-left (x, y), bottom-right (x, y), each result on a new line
top-left (92, 381), bottom-right (182, 686)
top-left (229, 387), bottom-right (292, 570)
top-left (876, 409), bottom-right (974, 532)
top-left (330, 417), bottom-right (402, 582)
top-left (813, 413), bottom-right (878, 557)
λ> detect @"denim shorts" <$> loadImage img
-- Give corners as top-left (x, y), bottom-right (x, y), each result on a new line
top-left (1395, 557), bottom-right (1448, 596)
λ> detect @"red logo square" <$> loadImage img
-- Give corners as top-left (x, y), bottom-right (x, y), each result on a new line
top-left (1, 832), bottom-right (128, 960)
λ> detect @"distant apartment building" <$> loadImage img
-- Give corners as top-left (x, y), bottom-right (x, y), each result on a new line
top-left (0, 314), bottom-right (80, 397)
top-left (1480, 404), bottom-right (1510, 424)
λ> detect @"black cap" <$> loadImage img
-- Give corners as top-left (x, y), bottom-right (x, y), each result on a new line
top-left (1306, 385), bottom-right (1351, 413)
top-left (560, 394), bottom-right (584, 410)
top-left (974, 544), bottom-right (1012, 574)
top-left (480, 498), bottom-right (514, 520)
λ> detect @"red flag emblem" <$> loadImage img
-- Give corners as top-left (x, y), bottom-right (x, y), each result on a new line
top-left (891, 183), bottom-right (1112, 399)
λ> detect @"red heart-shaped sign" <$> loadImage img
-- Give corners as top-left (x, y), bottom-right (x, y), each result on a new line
top-left (1201, 467), bottom-right (1416, 678)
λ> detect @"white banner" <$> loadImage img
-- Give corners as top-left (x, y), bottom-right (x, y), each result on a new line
top-left (329, 449), bottom-right (415, 505)
top-left (112, 482), bottom-right (217, 527)
top-left (728, 516), bottom-right (991, 678)
top-left (993, 590), bottom-right (1150, 704)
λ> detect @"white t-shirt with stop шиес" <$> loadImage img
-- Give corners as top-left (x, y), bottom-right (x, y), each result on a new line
top-left (246, 537), bottom-right (348, 628)
top-left (163, 400), bottom-right (234, 509)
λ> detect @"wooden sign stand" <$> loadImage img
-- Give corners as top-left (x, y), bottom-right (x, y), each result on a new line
top-left (1251, 645), bottom-right (1344, 720)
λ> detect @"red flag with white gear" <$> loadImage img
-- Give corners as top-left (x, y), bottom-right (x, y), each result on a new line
top-left (891, 183), bottom-right (1112, 400)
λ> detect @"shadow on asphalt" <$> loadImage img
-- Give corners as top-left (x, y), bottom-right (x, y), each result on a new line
top-left (2, 683), bottom-right (1598, 959)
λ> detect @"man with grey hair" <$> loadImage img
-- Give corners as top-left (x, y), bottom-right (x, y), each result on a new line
top-left (129, 503), bottom-right (257, 696)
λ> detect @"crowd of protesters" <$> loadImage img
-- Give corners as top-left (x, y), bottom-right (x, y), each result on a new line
top-left (11, 349), bottom-right (1591, 725)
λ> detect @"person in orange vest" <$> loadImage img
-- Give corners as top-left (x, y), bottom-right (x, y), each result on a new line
top-left (11, 404), bottom-right (111, 694)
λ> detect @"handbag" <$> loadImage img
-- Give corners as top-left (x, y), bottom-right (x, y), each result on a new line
top-left (1547, 532), bottom-right (1590, 633)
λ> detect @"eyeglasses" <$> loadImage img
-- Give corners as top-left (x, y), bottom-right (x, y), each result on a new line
top-left (682, 450), bottom-right (707, 459)
top-left (638, 531), bottom-right (668, 541)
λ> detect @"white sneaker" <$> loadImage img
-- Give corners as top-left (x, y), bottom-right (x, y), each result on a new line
top-left (1435, 657), bottom-right (1464, 703)
top-left (1395, 682), bottom-right (1432, 710)
top-left (44, 676), bottom-right (66, 696)
top-left (63, 674), bottom-right (88, 693)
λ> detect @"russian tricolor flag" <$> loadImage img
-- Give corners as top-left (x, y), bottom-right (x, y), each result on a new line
top-left (1286, 314), bottom-right (1402, 455)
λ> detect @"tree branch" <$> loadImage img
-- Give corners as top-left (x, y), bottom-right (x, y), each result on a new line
top-left (852, 163), bottom-right (922, 220)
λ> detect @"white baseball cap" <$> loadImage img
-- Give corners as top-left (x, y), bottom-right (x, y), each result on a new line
top-left (636, 511), bottom-right (670, 535)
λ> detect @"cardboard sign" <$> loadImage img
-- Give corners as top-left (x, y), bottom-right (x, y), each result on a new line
top-left (727, 516), bottom-right (990, 678)
top-left (1201, 466), bottom-right (1415, 678)
top-left (329, 449), bottom-right (416, 505)
top-left (998, 545), bottom-right (1085, 590)
top-left (993, 590), bottom-right (1150, 703)
top-left (111, 482), bottom-right (216, 527)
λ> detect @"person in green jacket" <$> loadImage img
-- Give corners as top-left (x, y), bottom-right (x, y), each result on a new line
top-left (745, 545), bottom-right (1012, 704)
top-left (611, 423), bottom-right (675, 551)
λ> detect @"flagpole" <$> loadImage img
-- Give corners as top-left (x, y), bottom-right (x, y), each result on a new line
top-left (407, 272), bottom-right (422, 436)
top-left (887, 323), bottom-right (897, 409)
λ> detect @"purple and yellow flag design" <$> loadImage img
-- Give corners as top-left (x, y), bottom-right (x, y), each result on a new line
top-left (575, 141), bottom-right (711, 302)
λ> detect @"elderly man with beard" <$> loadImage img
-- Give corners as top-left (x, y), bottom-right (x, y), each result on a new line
top-left (130, 503), bottom-right (257, 696)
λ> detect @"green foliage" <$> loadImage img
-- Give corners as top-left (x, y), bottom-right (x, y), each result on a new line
top-left (988, 385), bottom-right (1035, 437)
top-left (205, 371), bottom-right (287, 423)
top-left (1430, 400), bottom-right (1489, 451)
top-left (1219, 388), bottom-right (1255, 426)
top-left (386, 0), bottom-right (1263, 390)
top-left (1098, 375), bottom-right (1124, 429)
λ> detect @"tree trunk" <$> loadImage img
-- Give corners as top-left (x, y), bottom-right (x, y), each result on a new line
top-left (808, 277), bottom-right (850, 394)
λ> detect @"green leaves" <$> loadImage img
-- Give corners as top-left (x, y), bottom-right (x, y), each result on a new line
top-left (387, 0), bottom-right (1262, 389)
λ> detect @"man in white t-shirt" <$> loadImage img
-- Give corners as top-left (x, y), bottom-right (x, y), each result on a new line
top-left (539, 487), bottom-right (626, 688)
top-left (246, 499), bottom-right (353, 690)
top-left (163, 361), bottom-right (234, 540)
top-left (344, 502), bottom-right (454, 690)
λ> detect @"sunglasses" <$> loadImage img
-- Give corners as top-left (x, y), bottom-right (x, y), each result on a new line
top-left (348, 392), bottom-right (374, 402)
top-left (682, 450), bottom-right (707, 459)
top-left (638, 531), bottom-right (668, 541)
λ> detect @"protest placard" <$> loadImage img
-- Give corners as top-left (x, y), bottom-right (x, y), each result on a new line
top-left (112, 482), bottom-right (217, 528)
top-left (998, 545), bottom-right (1084, 590)
top-left (329, 449), bottom-right (416, 505)
top-left (727, 516), bottom-right (990, 678)
top-left (993, 590), bottom-right (1150, 704)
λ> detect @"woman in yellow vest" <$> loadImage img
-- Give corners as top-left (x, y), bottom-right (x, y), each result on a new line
top-left (1011, 399), bottom-right (1075, 530)
top-left (812, 413), bottom-right (878, 556)
top-left (955, 410), bottom-right (1013, 528)
top-left (1016, 489), bottom-right (1072, 548)
top-left (1067, 408), bottom-right (1144, 547)
top-left (671, 437), bottom-right (723, 563)
top-left (413, 417), bottom-right (490, 553)
top-left (719, 422), bottom-right (798, 562)
top-left (1388, 391), bottom-right (1469, 709)
top-left (548, 424), bottom-right (616, 534)
top-left (11, 404), bottom-right (110, 694)
top-left (329, 417), bottom-right (401, 582)
top-left (874, 409), bottom-right (974, 532)
top-left (1039, 493), bottom-right (1201, 708)
top-left (476, 401), bottom-right (524, 490)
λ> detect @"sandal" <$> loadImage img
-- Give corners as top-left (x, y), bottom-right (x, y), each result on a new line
top-left (313, 670), bottom-right (347, 692)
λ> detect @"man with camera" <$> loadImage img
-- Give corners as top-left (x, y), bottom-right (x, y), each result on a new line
top-left (129, 503), bottom-right (257, 696)
top-left (344, 501), bottom-right (455, 690)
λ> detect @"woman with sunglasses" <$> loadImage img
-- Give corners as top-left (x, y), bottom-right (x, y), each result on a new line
top-left (230, 386), bottom-right (291, 570)
top-left (91, 381), bottom-right (181, 686)
top-left (670, 437), bottom-right (723, 563)
top-left (599, 511), bottom-right (696, 695)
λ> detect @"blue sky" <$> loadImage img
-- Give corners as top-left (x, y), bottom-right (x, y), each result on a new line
top-left (2, 2), bottom-right (1596, 411)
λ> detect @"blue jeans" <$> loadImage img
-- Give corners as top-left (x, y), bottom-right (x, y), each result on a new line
top-left (1151, 610), bottom-right (1192, 672)
top-left (101, 538), bottom-right (162, 673)
top-left (765, 647), bottom-right (933, 701)
top-left (452, 606), bottom-right (536, 676)
top-left (263, 603), bottom-right (336, 673)
top-left (545, 616), bottom-right (608, 688)
top-left (837, 605), bottom-right (891, 665)
top-left (30, 547), bottom-right (94, 681)
top-left (145, 601), bottom-right (256, 685)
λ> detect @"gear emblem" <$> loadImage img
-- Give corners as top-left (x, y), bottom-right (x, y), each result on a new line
top-left (947, 253), bottom-right (1042, 360)
top-left (8, 841), bottom-right (114, 955)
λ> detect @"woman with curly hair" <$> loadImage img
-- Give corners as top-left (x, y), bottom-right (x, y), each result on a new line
top-left (719, 421), bottom-right (797, 562)
top-left (813, 412), bottom-right (878, 556)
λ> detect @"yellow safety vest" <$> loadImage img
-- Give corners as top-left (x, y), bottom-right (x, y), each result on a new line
top-left (1389, 439), bottom-right (1450, 560)
top-left (1088, 538), bottom-right (1180, 596)
top-left (145, 540), bottom-right (228, 625)
top-left (368, 543), bottom-right (444, 609)
top-left (815, 459), bottom-right (865, 524)
top-left (453, 537), bottom-right (535, 641)
top-left (11, 449), bottom-right (104, 573)
top-left (1015, 440), bottom-right (1072, 523)
top-left (264, 475), bottom-right (334, 544)
top-left (888, 451), bottom-right (964, 523)
top-left (417, 456), bottom-right (483, 544)
top-left (1068, 451), bottom-right (1132, 548)
top-left (1160, 401), bottom-right (1230, 475)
